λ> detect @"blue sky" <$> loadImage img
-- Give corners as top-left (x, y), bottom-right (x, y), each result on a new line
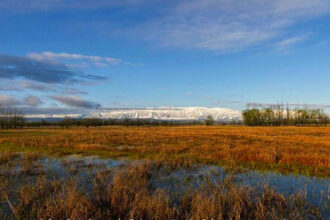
top-left (0, 0), bottom-right (330, 111)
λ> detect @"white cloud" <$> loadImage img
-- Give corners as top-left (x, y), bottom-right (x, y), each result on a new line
top-left (276, 33), bottom-right (311, 50)
top-left (20, 81), bottom-right (50, 91)
top-left (0, 0), bottom-right (144, 12)
top-left (134, 0), bottom-right (330, 51)
top-left (51, 95), bottom-right (101, 108)
top-left (3, 0), bottom-right (327, 52)
top-left (24, 95), bottom-right (43, 107)
top-left (0, 79), bottom-right (91, 97)
top-left (0, 94), bottom-right (44, 107)
top-left (0, 53), bottom-right (106, 84)
top-left (0, 94), bottom-right (21, 106)
top-left (273, 0), bottom-right (329, 15)
top-left (27, 51), bottom-right (121, 67)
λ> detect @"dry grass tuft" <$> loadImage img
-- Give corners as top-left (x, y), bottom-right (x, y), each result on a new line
top-left (22, 152), bottom-right (41, 162)
top-left (110, 163), bottom-right (177, 219)
top-left (0, 152), bottom-right (18, 165)
top-left (17, 178), bottom-right (95, 220)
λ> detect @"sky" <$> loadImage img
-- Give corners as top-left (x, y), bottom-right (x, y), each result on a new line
top-left (0, 0), bottom-right (330, 112)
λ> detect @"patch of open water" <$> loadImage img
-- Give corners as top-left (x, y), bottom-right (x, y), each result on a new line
top-left (1, 153), bottom-right (329, 218)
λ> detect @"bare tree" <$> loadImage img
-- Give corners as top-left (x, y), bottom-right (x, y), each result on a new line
top-left (61, 116), bottom-right (74, 128)
top-left (0, 104), bottom-right (25, 129)
top-left (204, 115), bottom-right (215, 126)
top-left (242, 103), bottom-right (329, 126)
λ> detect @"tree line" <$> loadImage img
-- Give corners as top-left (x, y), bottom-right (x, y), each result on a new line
top-left (242, 104), bottom-right (329, 126)
top-left (25, 116), bottom-right (227, 128)
top-left (0, 105), bottom-right (25, 129)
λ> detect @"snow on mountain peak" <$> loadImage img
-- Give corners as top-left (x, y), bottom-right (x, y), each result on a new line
top-left (25, 106), bottom-right (242, 121)
top-left (89, 107), bottom-right (242, 121)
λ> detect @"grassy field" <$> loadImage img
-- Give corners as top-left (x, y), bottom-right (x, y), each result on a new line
top-left (0, 126), bottom-right (329, 176)
top-left (0, 125), bottom-right (329, 219)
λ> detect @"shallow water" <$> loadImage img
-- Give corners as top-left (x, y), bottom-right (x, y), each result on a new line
top-left (150, 164), bottom-right (329, 215)
top-left (1, 153), bottom-right (329, 218)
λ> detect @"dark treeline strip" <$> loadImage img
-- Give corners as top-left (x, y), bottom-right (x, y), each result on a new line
top-left (0, 105), bottom-right (25, 129)
top-left (243, 104), bottom-right (329, 126)
top-left (25, 117), bottom-right (205, 128)
top-left (25, 116), bottom-right (240, 128)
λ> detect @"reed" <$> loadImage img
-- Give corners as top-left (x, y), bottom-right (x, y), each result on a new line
top-left (0, 161), bottom-right (323, 219)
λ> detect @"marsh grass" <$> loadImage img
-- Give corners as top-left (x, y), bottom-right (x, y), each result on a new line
top-left (0, 126), bottom-right (329, 176)
top-left (0, 155), bottom-right (326, 219)
top-left (17, 178), bottom-right (95, 220)
top-left (0, 126), bottom-right (329, 219)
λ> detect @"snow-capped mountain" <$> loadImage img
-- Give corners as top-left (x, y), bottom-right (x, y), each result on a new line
top-left (25, 107), bottom-right (242, 121)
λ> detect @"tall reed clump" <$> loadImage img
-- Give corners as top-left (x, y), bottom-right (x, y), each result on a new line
top-left (180, 178), bottom-right (320, 220)
top-left (108, 162), bottom-right (177, 219)
top-left (17, 178), bottom-right (95, 220)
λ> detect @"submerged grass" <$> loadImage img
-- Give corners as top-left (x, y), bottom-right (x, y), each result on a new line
top-left (0, 159), bottom-right (324, 219)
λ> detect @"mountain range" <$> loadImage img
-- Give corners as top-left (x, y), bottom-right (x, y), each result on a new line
top-left (25, 107), bottom-right (242, 122)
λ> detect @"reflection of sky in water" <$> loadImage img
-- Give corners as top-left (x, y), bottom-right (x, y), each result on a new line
top-left (151, 165), bottom-right (329, 216)
top-left (2, 154), bottom-right (329, 218)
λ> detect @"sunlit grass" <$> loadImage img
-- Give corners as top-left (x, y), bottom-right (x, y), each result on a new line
top-left (0, 156), bottom-right (324, 219)
top-left (0, 125), bottom-right (329, 176)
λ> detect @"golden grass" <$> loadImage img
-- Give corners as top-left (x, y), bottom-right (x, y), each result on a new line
top-left (0, 126), bottom-right (329, 176)
top-left (12, 163), bottom-right (321, 219)
top-left (0, 152), bottom-right (18, 165)
top-left (17, 178), bottom-right (95, 220)
top-left (0, 160), bottom-right (323, 219)
top-left (22, 152), bottom-right (41, 162)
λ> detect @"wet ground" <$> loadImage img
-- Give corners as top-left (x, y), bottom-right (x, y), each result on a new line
top-left (0, 153), bottom-right (329, 218)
